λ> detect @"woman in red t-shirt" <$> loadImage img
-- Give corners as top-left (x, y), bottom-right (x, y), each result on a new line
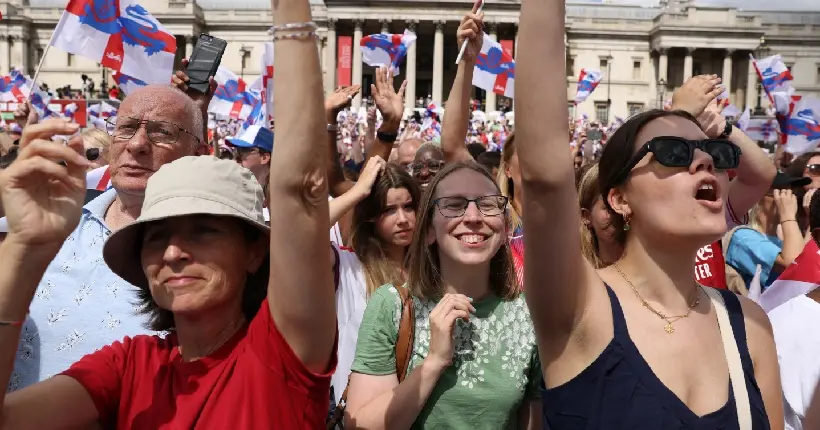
top-left (0, 1), bottom-right (337, 427)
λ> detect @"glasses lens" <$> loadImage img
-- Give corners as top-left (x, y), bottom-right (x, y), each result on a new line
top-left (147, 121), bottom-right (178, 144)
top-left (477, 196), bottom-right (506, 216)
top-left (428, 160), bottom-right (444, 172)
top-left (113, 120), bottom-right (138, 139)
top-left (704, 140), bottom-right (739, 170)
top-left (807, 164), bottom-right (820, 176)
top-left (85, 147), bottom-right (100, 161)
top-left (437, 197), bottom-right (468, 217)
top-left (653, 138), bottom-right (692, 167)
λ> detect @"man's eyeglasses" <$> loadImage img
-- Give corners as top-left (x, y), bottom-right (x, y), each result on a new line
top-left (408, 160), bottom-right (445, 175)
top-left (105, 117), bottom-right (201, 145)
top-left (433, 195), bottom-right (509, 218)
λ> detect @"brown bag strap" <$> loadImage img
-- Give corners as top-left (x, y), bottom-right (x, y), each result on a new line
top-left (394, 285), bottom-right (415, 382)
top-left (328, 286), bottom-right (415, 429)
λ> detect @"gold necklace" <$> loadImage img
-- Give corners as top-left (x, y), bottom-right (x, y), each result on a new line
top-left (613, 264), bottom-right (700, 334)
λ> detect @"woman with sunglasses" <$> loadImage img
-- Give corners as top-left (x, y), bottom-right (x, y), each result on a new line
top-left (516, 0), bottom-right (782, 428)
top-left (81, 128), bottom-right (110, 171)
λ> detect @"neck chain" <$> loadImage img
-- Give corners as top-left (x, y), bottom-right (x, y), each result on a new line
top-left (613, 264), bottom-right (700, 334)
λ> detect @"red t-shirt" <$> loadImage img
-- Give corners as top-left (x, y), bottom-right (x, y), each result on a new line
top-left (61, 299), bottom-right (336, 429)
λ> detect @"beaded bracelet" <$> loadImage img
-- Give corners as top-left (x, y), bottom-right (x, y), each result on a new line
top-left (272, 31), bottom-right (317, 41)
top-left (269, 21), bottom-right (318, 34)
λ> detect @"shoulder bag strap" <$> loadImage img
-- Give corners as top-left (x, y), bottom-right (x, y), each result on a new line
top-left (328, 286), bottom-right (416, 429)
top-left (703, 286), bottom-right (752, 430)
top-left (395, 286), bottom-right (416, 382)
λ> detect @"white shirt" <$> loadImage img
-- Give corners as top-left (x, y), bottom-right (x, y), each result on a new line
top-left (331, 244), bottom-right (367, 404)
top-left (769, 294), bottom-right (820, 430)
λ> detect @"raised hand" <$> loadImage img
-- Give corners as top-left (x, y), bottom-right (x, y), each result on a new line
top-left (0, 118), bottom-right (89, 249)
top-left (325, 85), bottom-right (361, 113)
top-left (425, 293), bottom-right (476, 370)
top-left (351, 155), bottom-right (386, 199)
top-left (371, 67), bottom-right (406, 129)
top-left (456, 2), bottom-right (485, 64)
top-left (172, 58), bottom-right (218, 112)
top-left (773, 189), bottom-right (799, 220)
top-left (697, 98), bottom-right (728, 139)
top-left (670, 75), bottom-right (724, 117)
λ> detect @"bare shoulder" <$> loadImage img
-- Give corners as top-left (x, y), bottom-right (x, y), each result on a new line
top-left (736, 294), bottom-right (776, 367)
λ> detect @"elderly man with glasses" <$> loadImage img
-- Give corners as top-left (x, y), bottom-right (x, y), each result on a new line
top-left (7, 82), bottom-right (212, 392)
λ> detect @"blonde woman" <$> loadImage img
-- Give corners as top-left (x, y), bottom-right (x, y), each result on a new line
top-left (577, 163), bottom-right (622, 269)
top-left (81, 128), bottom-right (111, 170)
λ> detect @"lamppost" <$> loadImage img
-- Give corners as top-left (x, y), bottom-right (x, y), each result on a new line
top-left (754, 35), bottom-right (770, 116)
top-left (605, 53), bottom-right (613, 125)
top-left (239, 46), bottom-right (250, 80)
top-left (657, 78), bottom-right (666, 108)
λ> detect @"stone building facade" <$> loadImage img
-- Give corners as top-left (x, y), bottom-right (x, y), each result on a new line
top-left (0, 0), bottom-right (818, 122)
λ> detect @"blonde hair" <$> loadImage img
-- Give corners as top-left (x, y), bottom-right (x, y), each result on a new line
top-left (577, 163), bottom-right (606, 268)
top-left (407, 161), bottom-right (519, 300)
top-left (82, 128), bottom-right (111, 150)
top-left (497, 132), bottom-right (521, 234)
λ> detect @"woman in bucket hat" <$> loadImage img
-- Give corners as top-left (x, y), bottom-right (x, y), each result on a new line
top-left (0, 0), bottom-right (337, 424)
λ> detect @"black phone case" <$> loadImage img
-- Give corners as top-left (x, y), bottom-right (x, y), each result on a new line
top-left (187, 34), bottom-right (227, 94)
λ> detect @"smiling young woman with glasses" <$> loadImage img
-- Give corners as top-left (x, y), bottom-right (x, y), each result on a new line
top-left (344, 160), bottom-right (541, 429)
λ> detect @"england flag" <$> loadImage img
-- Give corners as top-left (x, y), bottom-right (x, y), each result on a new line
top-left (760, 240), bottom-right (820, 313)
top-left (208, 67), bottom-right (257, 121)
top-left (51, 0), bottom-right (176, 85)
top-left (574, 68), bottom-right (602, 104)
top-left (784, 96), bottom-right (820, 155)
top-left (472, 34), bottom-right (515, 98)
top-left (360, 30), bottom-right (416, 75)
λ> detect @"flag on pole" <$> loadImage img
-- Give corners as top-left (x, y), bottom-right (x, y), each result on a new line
top-left (360, 30), bottom-right (416, 75)
top-left (574, 68), bottom-right (602, 104)
top-left (472, 34), bottom-right (515, 98)
top-left (750, 54), bottom-right (795, 116)
top-left (51, 0), bottom-right (176, 85)
top-left (784, 96), bottom-right (820, 155)
top-left (0, 69), bottom-right (32, 102)
top-left (208, 67), bottom-right (258, 121)
top-left (260, 42), bottom-right (274, 120)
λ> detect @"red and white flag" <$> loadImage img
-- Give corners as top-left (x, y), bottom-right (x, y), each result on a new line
top-left (261, 42), bottom-right (274, 120)
top-left (759, 240), bottom-right (820, 313)
top-left (51, 0), bottom-right (176, 85)
top-left (208, 67), bottom-right (256, 120)
top-left (472, 34), bottom-right (515, 99)
top-left (574, 68), bottom-right (602, 104)
top-left (86, 165), bottom-right (113, 191)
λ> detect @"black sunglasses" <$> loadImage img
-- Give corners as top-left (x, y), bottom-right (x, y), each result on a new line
top-left (805, 164), bottom-right (820, 176)
top-left (85, 147), bottom-right (101, 161)
top-left (613, 136), bottom-right (741, 184)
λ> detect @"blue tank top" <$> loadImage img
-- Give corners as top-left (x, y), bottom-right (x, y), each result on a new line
top-left (541, 285), bottom-right (770, 429)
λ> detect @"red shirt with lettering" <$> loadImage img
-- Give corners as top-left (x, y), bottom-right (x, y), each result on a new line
top-left (61, 299), bottom-right (336, 429)
top-left (693, 199), bottom-right (746, 289)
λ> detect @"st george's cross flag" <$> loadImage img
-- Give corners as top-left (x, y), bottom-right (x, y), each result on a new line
top-left (472, 34), bottom-right (515, 98)
top-left (574, 68), bottom-right (602, 104)
top-left (260, 42), bottom-right (274, 120)
top-left (360, 30), bottom-right (416, 75)
top-left (51, 0), bottom-right (176, 85)
top-left (208, 67), bottom-right (258, 121)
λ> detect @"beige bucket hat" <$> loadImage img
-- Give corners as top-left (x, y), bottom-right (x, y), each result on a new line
top-left (103, 156), bottom-right (268, 289)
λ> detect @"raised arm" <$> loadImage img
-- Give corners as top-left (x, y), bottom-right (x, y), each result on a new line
top-left (441, 6), bottom-right (483, 163)
top-left (267, 0), bottom-right (336, 373)
top-left (517, 0), bottom-right (598, 336)
top-left (0, 120), bottom-right (102, 430)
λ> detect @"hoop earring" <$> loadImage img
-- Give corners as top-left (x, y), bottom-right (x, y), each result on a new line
top-left (623, 214), bottom-right (632, 231)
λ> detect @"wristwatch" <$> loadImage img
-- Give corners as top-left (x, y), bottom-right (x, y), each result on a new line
top-left (376, 130), bottom-right (398, 143)
top-left (326, 123), bottom-right (338, 133)
top-left (718, 122), bottom-right (733, 139)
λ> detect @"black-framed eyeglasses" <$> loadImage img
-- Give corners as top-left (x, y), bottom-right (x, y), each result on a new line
top-left (433, 195), bottom-right (509, 218)
top-left (105, 117), bottom-right (201, 146)
top-left (806, 164), bottom-right (820, 176)
top-left (234, 146), bottom-right (260, 160)
top-left (408, 159), bottom-right (445, 175)
top-left (613, 136), bottom-right (741, 184)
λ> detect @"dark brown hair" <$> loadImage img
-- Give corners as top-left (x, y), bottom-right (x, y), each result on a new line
top-left (136, 219), bottom-right (269, 331)
top-left (597, 109), bottom-right (702, 245)
top-left (406, 161), bottom-right (519, 300)
top-left (351, 164), bottom-right (421, 296)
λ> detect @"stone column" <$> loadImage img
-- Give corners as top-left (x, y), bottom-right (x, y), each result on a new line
top-left (485, 23), bottom-right (498, 111)
top-left (722, 49), bottom-right (734, 104)
top-left (0, 36), bottom-right (10, 75)
top-left (514, 24), bottom-right (520, 59)
top-left (683, 47), bottom-right (695, 82)
top-left (380, 18), bottom-right (390, 34)
top-left (352, 19), bottom-right (364, 109)
top-left (658, 48), bottom-right (668, 84)
top-left (746, 55), bottom-right (757, 111)
top-left (405, 19), bottom-right (418, 112)
top-left (9, 35), bottom-right (22, 72)
top-left (432, 20), bottom-right (444, 106)
top-left (324, 19), bottom-right (337, 96)
top-left (318, 35), bottom-right (326, 70)
top-left (185, 35), bottom-right (196, 59)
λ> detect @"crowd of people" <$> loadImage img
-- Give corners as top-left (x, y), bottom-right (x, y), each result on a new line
top-left (1, 0), bottom-right (820, 429)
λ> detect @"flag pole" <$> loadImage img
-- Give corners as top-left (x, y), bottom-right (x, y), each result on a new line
top-left (29, 24), bottom-right (60, 100)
